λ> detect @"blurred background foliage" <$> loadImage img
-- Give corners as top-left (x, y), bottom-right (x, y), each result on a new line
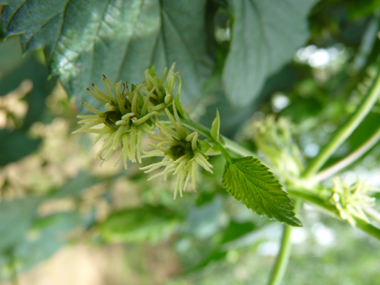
top-left (1, 0), bottom-right (380, 284)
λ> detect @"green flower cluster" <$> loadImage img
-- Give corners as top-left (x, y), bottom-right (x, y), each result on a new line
top-left (141, 104), bottom-right (214, 199)
top-left (330, 176), bottom-right (377, 226)
top-left (74, 64), bottom-right (214, 198)
top-left (249, 115), bottom-right (304, 183)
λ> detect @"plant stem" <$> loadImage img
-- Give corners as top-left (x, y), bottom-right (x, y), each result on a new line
top-left (181, 118), bottom-right (255, 157)
top-left (268, 200), bottom-right (301, 285)
top-left (315, 126), bottom-right (380, 182)
top-left (287, 189), bottom-right (338, 217)
top-left (355, 217), bottom-right (380, 240)
top-left (303, 69), bottom-right (380, 179)
top-left (288, 189), bottom-right (380, 241)
top-left (157, 115), bottom-right (255, 157)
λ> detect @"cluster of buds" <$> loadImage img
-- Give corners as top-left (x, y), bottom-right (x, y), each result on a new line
top-left (73, 64), bottom-right (214, 198)
top-left (250, 115), bottom-right (304, 183)
top-left (329, 176), bottom-right (377, 226)
top-left (73, 77), bottom-right (157, 168)
top-left (140, 104), bottom-right (214, 199)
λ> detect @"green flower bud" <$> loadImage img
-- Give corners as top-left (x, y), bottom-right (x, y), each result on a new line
top-left (329, 176), bottom-right (377, 227)
top-left (141, 63), bottom-right (179, 112)
top-left (140, 104), bottom-right (214, 199)
top-left (73, 76), bottom-right (157, 168)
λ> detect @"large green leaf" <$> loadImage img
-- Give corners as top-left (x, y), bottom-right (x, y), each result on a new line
top-left (222, 156), bottom-right (302, 227)
top-left (0, 211), bottom-right (82, 281)
top-left (223, 0), bottom-right (317, 106)
top-left (99, 206), bottom-right (179, 243)
top-left (1, 0), bottom-right (210, 109)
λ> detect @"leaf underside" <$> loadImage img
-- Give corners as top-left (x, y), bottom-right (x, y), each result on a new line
top-left (223, 0), bottom-right (318, 106)
top-left (1, 0), bottom-right (211, 110)
top-left (222, 156), bottom-right (302, 227)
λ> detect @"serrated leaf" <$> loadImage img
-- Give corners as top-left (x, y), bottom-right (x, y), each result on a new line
top-left (222, 156), bottom-right (302, 227)
top-left (223, 0), bottom-right (317, 106)
top-left (210, 109), bottom-right (221, 144)
top-left (1, 0), bottom-right (211, 110)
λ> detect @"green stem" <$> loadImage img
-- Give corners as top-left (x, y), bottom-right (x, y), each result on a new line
top-left (268, 200), bottom-right (301, 285)
top-left (287, 189), bottom-right (338, 217)
top-left (315, 125), bottom-right (380, 182)
top-left (303, 69), bottom-right (380, 179)
top-left (157, 115), bottom-right (255, 157)
top-left (218, 144), bottom-right (233, 163)
top-left (182, 119), bottom-right (255, 157)
top-left (354, 217), bottom-right (380, 240)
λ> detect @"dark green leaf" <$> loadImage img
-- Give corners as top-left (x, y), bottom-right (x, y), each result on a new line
top-left (1, 0), bottom-right (211, 109)
top-left (0, 130), bottom-right (41, 166)
top-left (221, 220), bottom-right (256, 244)
top-left (223, 0), bottom-right (317, 105)
top-left (222, 156), bottom-right (302, 227)
top-left (0, 56), bottom-right (56, 130)
top-left (0, 37), bottom-right (24, 74)
top-left (99, 206), bottom-right (179, 243)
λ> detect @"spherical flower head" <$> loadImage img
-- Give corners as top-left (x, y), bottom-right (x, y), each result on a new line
top-left (73, 76), bottom-right (157, 168)
top-left (251, 115), bottom-right (304, 180)
top-left (140, 104), bottom-right (214, 199)
top-left (141, 63), bottom-right (180, 112)
top-left (329, 176), bottom-right (376, 226)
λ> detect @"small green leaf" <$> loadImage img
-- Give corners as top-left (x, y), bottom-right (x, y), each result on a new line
top-left (222, 156), bottom-right (302, 227)
top-left (174, 77), bottom-right (188, 119)
top-left (210, 109), bottom-right (222, 144)
top-left (198, 140), bottom-right (212, 154)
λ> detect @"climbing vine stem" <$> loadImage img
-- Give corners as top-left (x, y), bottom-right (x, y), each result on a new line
top-left (268, 199), bottom-right (301, 285)
top-left (303, 68), bottom-right (380, 179)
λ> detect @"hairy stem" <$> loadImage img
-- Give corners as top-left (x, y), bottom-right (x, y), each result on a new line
top-left (303, 69), bottom-right (380, 179)
top-left (268, 200), bottom-right (301, 285)
top-left (315, 126), bottom-right (380, 182)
